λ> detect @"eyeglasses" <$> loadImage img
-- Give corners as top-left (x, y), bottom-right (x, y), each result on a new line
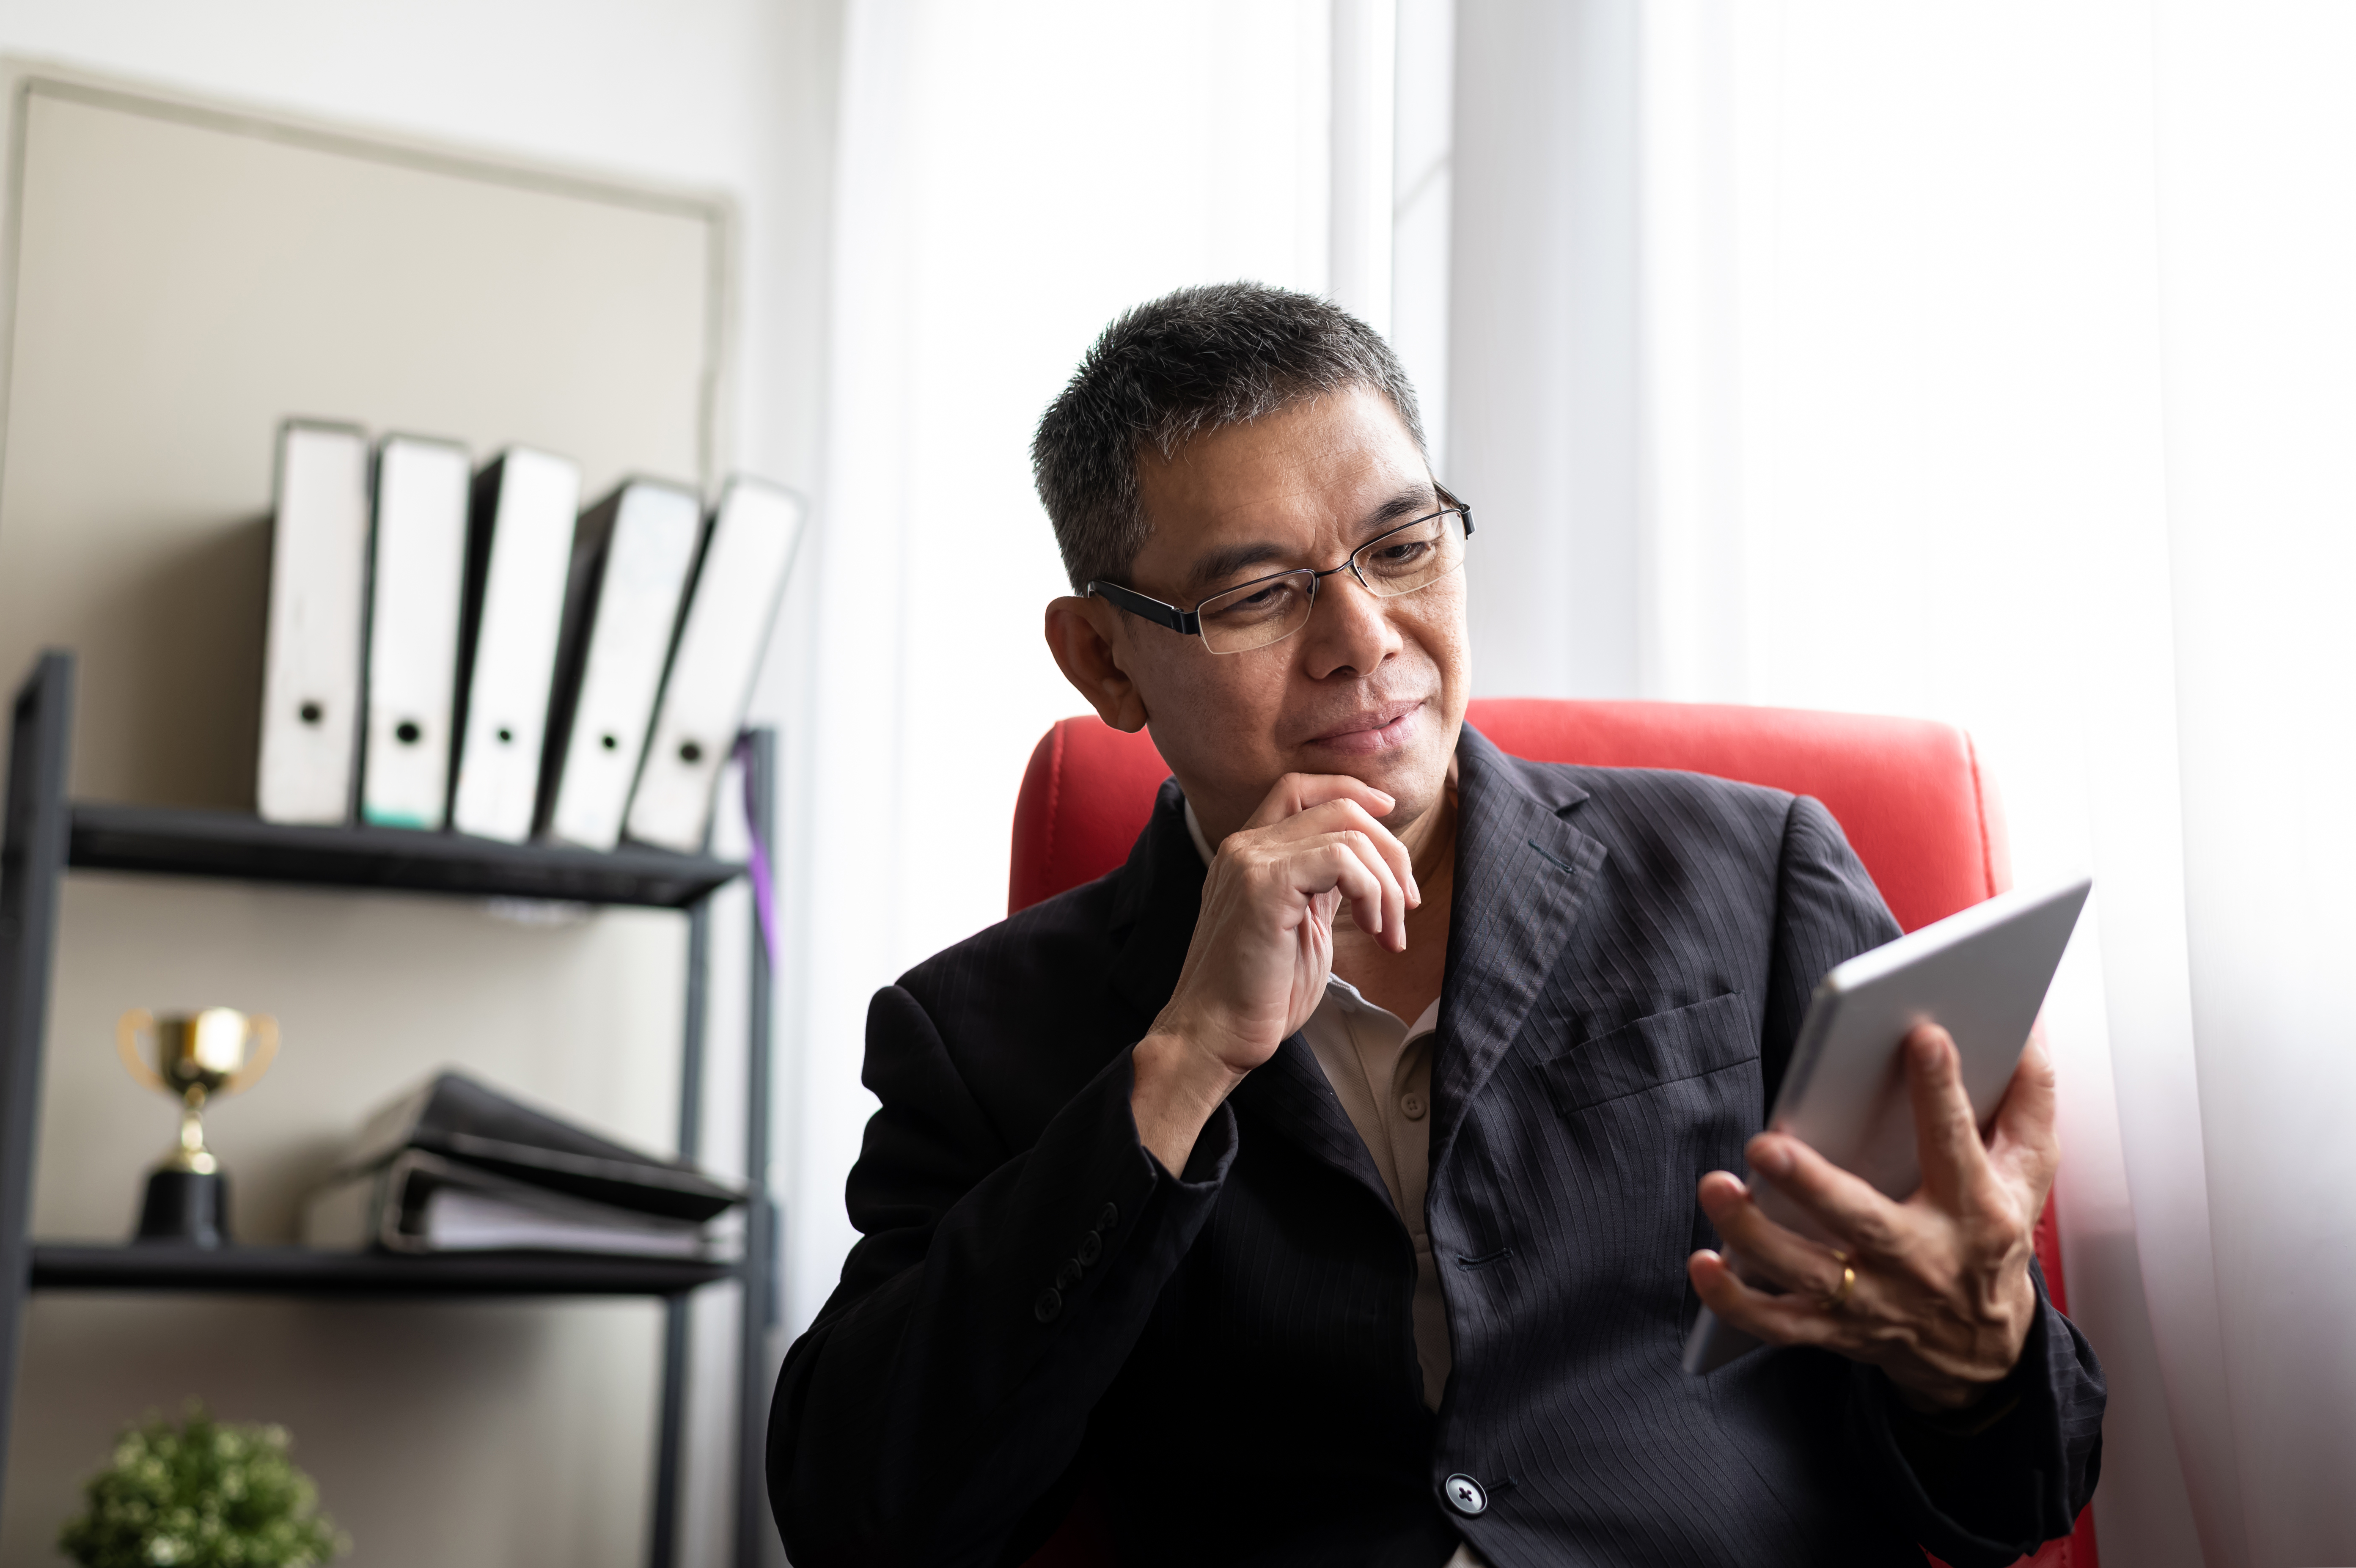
top-left (1086, 501), bottom-right (1474, 655)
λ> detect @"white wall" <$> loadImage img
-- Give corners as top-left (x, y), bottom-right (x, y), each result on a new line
top-left (1448, 0), bottom-right (1643, 699)
top-left (1389, 0), bottom-right (1457, 474)
top-left (0, 0), bottom-right (836, 490)
top-left (0, 5), bottom-right (838, 1566)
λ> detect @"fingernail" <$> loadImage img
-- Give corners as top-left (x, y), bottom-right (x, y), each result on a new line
top-left (1752, 1140), bottom-right (1792, 1177)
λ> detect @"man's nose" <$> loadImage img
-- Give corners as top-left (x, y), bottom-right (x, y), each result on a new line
top-left (1302, 569), bottom-right (1400, 679)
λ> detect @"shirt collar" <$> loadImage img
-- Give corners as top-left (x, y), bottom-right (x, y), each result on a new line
top-left (1328, 972), bottom-right (1444, 1038)
top-left (1182, 796), bottom-right (1218, 867)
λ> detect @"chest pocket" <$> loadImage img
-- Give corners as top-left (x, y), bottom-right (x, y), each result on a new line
top-left (1541, 990), bottom-right (1757, 1117)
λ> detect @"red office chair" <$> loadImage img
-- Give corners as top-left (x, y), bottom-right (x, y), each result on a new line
top-left (1009, 698), bottom-right (2096, 1568)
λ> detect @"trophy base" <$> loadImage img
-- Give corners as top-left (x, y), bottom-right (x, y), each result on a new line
top-left (135, 1169), bottom-right (231, 1247)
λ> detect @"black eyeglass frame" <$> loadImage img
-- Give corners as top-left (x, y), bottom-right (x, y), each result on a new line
top-left (1085, 498), bottom-right (1475, 651)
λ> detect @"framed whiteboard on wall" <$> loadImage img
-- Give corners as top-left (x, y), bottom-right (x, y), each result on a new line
top-left (0, 62), bottom-right (734, 810)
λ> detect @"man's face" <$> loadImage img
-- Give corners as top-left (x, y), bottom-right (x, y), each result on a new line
top-left (1058, 384), bottom-right (1470, 841)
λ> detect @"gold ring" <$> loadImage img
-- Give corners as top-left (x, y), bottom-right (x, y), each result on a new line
top-left (1823, 1262), bottom-right (1857, 1312)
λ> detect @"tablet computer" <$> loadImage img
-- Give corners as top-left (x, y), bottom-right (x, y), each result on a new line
top-left (1682, 875), bottom-right (2092, 1375)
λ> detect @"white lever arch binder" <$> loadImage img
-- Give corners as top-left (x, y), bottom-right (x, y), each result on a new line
top-left (450, 447), bottom-right (582, 842)
top-left (257, 419), bottom-right (371, 825)
top-left (623, 478), bottom-right (804, 852)
top-left (538, 478), bottom-right (703, 849)
top-left (360, 434), bottom-right (471, 829)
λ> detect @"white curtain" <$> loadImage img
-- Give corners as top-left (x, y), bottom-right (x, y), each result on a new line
top-left (781, 0), bottom-right (1337, 1337)
top-left (1528, 4), bottom-right (2356, 1564)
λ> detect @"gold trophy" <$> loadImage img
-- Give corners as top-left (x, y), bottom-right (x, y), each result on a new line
top-left (117, 1007), bottom-right (278, 1246)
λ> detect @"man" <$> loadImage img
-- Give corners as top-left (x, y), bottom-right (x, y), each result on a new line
top-left (769, 283), bottom-right (2102, 1567)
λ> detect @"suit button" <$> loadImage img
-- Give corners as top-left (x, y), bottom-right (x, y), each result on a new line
top-left (1401, 1092), bottom-right (1427, 1121)
top-left (1097, 1202), bottom-right (1119, 1231)
top-left (1076, 1230), bottom-right (1102, 1265)
top-left (1443, 1474), bottom-right (1487, 1516)
top-left (1056, 1259), bottom-right (1082, 1290)
top-left (1034, 1289), bottom-right (1062, 1323)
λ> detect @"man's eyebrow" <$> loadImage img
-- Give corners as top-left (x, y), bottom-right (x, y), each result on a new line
top-left (1181, 484), bottom-right (1441, 594)
top-left (1360, 483), bottom-right (1441, 531)
top-left (1184, 541), bottom-right (1288, 593)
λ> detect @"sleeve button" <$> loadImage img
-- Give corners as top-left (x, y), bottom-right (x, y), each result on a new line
top-left (1075, 1230), bottom-right (1102, 1266)
top-left (1443, 1474), bottom-right (1488, 1516)
top-left (1033, 1288), bottom-right (1062, 1323)
top-left (1056, 1259), bottom-right (1082, 1290)
top-left (1097, 1202), bottom-right (1119, 1230)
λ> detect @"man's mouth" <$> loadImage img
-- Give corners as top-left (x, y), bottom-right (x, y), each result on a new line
top-left (1305, 701), bottom-right (1427, 756)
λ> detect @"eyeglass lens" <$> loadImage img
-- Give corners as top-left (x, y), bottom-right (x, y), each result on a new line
top-left (1193, 508), bottom-right (1468, 654)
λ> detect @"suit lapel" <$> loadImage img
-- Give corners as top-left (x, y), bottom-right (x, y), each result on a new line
top-left (1228, 1038), bottom-right (1395, 1210)
top-left (1106, 781), bottom-right (1204, 1025)
top-left (1108, 781), bottom-right (1396, 1211)
top-left (1429, 726), bottom-right (1606, 1180)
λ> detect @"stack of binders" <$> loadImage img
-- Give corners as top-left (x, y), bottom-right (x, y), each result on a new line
top-left (301, 1071), bottom-right (744, 1258)
top-left (255, 419), bottom-right (807, 853)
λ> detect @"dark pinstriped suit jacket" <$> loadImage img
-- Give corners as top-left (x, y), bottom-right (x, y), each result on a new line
top-left (768, 726), bottom-right (2104, 1568)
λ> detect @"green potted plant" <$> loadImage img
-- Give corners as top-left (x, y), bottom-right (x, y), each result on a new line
top-left (57, 1403), bottom-right (347, 1568)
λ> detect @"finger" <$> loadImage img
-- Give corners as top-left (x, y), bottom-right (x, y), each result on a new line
top-left (1903, 1024), bottom-right (1991, 1211)
top-left (1694, 1171), bottom-right (1852, 1300)
top-left (1687, 1251), bottom-right (1846, 1351)
top-left (1321, 832), bottom-right (1407, 950)
top-left (1301, 837), bottom-right (1402, 951)
top-left (1746, 1132), bottom-right (1905, 1260)
top-left (1276, 798), bottom-right (1420, 908)
top-left (1986, 1028), bottom-right (2060, 1195)
top-left (1248, 795), bottom-right (1419, 909)
top-left (1247, 772), bottom-right (1396, 831)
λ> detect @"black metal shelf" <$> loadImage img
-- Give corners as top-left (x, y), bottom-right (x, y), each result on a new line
top-left (1, 651), bottom-right (778, 1568)
top-left (30, 1243), bottom-right (737, 1297)
top-left (69, 801), bottom-right (740, 909)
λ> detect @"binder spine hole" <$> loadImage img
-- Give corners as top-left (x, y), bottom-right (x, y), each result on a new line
top-left (395, 721), bottom-right (422, 745)
top-left (678, 740), bottom-right (703, 765)
top-left (298, 701), bottom-right (323, 725)
top-left (496, 727), bottom-right (514, 744)
top-left (600, 734), bottom-right (619, 751)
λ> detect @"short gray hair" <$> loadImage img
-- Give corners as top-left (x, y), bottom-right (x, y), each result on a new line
top-left (1031, 282), bottom-right (1426, 594)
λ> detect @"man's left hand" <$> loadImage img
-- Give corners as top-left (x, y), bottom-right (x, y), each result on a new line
top-left (1687, 1024), bottom-right (2058, 1412)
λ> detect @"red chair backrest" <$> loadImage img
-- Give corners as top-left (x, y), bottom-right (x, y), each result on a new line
top-left (1008, 698), bottom-right (2092, 1568)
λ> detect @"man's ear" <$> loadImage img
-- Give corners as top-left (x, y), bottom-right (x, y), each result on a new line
top-left (1044, 595), bottom-right (1151, 733)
